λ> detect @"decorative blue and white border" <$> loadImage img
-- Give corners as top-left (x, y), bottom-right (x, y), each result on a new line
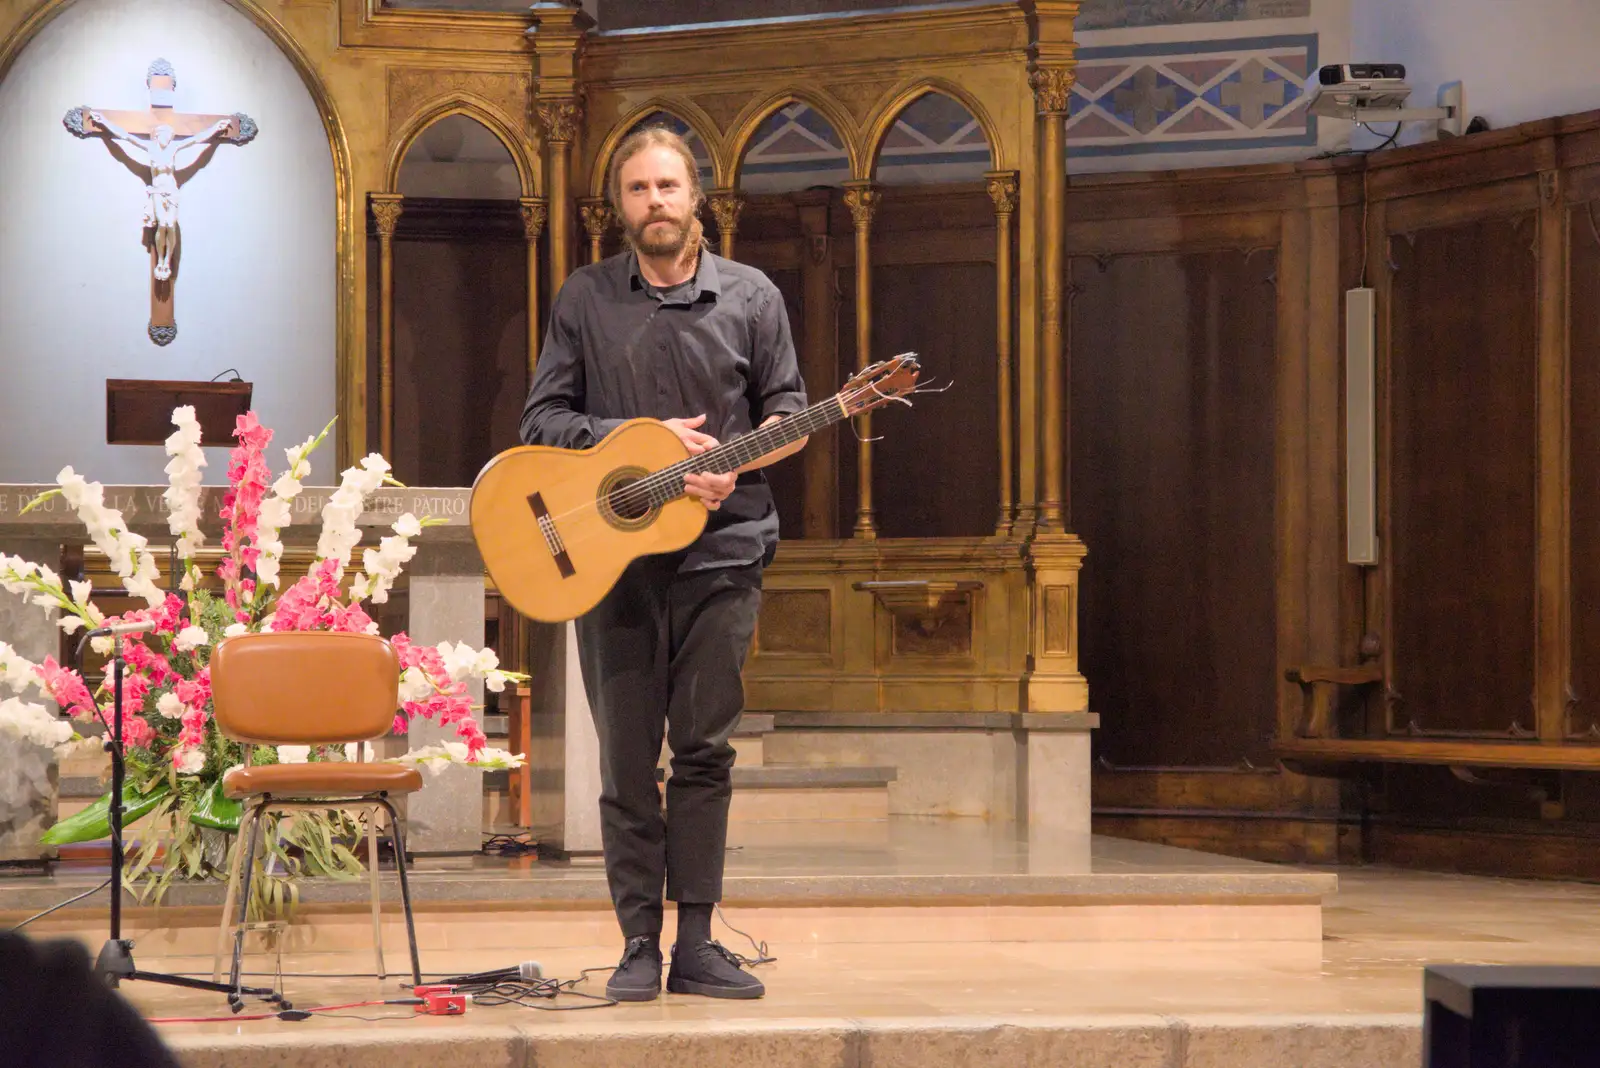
top-left (1068, 33), bottom-right (1318, 157)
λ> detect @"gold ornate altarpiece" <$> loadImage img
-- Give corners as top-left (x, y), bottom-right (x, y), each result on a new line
top-left (0, 0), bottom-right (1090, 721)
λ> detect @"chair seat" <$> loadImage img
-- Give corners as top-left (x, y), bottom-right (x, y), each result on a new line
top-left (224, 762), bottom-right (424, 798)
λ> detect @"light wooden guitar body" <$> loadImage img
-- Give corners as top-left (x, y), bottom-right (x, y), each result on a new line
top-left (471, 353), bottom-right (923, 624)
top-left (471, 418), bottom-right (709, 623)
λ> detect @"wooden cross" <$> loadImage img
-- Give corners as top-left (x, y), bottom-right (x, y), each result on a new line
top-left (63, 59), bottom-right (257, 347)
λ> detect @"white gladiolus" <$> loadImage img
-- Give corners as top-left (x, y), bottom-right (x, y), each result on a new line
top-left (430, 641), bottom-right (513, 693)
top-left (0, 553), bottom-right (40, 595)
top-left (2, 555), bottom-right (105, 639)
top-left (0, 642), bottom-right (43, 696)
top-left (277, 745), bottom-right (310, 764)
top-left (0, 697), bottom-right (74, 750)
top-left (348, 513), bottom-right (421, 605)
top-left (398, 667), bottom-right (435, 704)
top-left (156, 692), bottom-right (185, 720)
top-left (172, 746), bottom-right (205, 775)
top-left (315, 454), bottom-right (391, 579)
top-left (223, 622), bottom-right (249, 638)
top-left (390, 742), bottom-right (526, 774)
top-left (254, 423), bottom-right (328, 590)
top-left (162, 406), bottom-right (207, 563)
top-left (173, 626), bottom-right (210, 653)
top-left (54, 467), bottom-right (164, 609)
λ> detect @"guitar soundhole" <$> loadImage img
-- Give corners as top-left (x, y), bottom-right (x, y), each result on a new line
top-left (609, 478), bottom-right (651, 520)
top-left (598, 466), bottom-right (658, 531)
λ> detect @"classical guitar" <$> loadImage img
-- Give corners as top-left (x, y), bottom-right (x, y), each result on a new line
top-left (471, 353), bottom-right (922, 623)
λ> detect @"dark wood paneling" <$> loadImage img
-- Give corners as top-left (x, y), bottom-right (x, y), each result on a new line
top-left (391, 222), bottom-right (529, 489)
top-left (1388, 216), bottom-right (1538, 735)
top-left (1572, 206), bottom-right (1600, 737)
top-left (1070, 250), bottom-right (1278, 766)
top-left (867, 263), bottom-right (997, 539)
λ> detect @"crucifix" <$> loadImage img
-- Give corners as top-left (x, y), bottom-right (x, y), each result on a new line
top-left (64, 59), bottom-right (258, 346)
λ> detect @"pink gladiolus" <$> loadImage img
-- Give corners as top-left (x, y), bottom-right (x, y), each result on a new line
top-left (329, 601), bottom-right (374, 634)
top-left (178, 706), bottom-right (208, 749)
top-left (120, 639), bottom-right (176, 687)
top-left (220, 412), bottom-right (274, 591)
top-left (121, 714), bottom-right (157, 749)
top-left (116, 672), bottom-right (151, 714)
top-left (35, 658), bottom-right (97, 720)
top-left (174, 667), bottom-right (211, 710)
top-left (391, 713), bottom-right (409, 735)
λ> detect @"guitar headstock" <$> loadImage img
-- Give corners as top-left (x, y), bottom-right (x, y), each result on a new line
top-left (839, 353), bottom-right (921, 416)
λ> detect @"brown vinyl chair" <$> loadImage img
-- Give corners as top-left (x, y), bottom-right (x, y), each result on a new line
top-left (206, 631), bottom-right (423, 994)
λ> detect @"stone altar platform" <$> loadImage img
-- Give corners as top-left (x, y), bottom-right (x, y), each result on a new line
top-left (22, 825), bottom-right (1580, 1068)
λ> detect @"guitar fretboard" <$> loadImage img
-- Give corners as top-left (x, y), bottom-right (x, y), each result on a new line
top-left (631, 397), bottom-right (847, 509)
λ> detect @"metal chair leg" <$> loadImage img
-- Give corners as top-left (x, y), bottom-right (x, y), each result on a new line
top-left (376, 796), bottom-right (421, 986)
top-left (212, 801), bottom-right (257, 982)
top-left (229, 798), bottom-right (269, 999)
top-left (365, 802), bottom-right (387, 979)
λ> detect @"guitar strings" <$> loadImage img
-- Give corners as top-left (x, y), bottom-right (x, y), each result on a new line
top-left (528, 377), bottom-right (894, 534)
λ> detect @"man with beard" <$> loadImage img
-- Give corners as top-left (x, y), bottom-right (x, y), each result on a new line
top-left (519, 126), bottom-right (808, 1002)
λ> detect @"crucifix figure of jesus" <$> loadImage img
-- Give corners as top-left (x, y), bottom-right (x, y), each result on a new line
top-left (64, 59), bottom-right (258, 346)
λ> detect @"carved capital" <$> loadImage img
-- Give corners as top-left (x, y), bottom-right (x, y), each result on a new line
top-left (370, 193), bottom-right (404, 239)
top-left (1030, 66), bottom-right (1076, 115)
top-left (807, 233), bottom-right (831, 267)
top-left (985, 170), bottom-right (1019, 215)
top-left (842, 183), bottom-right (881, 232)
top-left (537, 97), bottom-right (583, 143)
top-left (579, 199), bottom-right (613, 238)
top-left (1540, 169), bottom-right (1561, 206)
top-left (519, 197), bottom-right (547, 241)
top-left (708, 191), bottom-right (745, 236)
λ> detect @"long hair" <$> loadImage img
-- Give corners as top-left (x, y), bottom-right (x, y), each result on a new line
top-left (607, 124), bottom-right (707, 255)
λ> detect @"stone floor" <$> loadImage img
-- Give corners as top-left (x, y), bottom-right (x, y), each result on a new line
top-left (11, 825), bottom-right (1600, 1066)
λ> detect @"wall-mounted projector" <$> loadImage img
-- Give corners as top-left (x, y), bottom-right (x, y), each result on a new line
top-left (1306, 63), bottom-right (1465, 137)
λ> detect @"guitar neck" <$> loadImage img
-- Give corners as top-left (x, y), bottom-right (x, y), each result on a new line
top-left (652, 396), bottom-right (847, 494)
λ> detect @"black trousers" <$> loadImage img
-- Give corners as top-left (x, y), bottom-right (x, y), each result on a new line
top-left (575, 553), bottom-right (762, 938)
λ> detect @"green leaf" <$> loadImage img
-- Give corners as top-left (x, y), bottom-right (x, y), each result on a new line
top-left (39, 779), bottom-right (171, 845)
top-left (190, 779), bottom-right (242, 832)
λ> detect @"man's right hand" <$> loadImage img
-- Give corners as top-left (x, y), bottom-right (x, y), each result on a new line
top-left (662, 414), bottom-right (719, 456)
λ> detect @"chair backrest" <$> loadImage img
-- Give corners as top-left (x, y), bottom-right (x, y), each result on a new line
top-left (209, 631), bottom-right (400, 746)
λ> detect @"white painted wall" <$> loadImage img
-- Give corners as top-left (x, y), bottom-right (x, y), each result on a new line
top-left (1348, 0), bottom-right (1600, 148)
top-left (0, 0), bottom-right (336, 486)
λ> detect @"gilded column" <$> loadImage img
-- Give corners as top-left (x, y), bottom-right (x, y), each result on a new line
top-left (538, 98), bottom-right (582, 297)
top-left (369, 192), bottom-right (404, 462)
top-left (578, 197), bottom-right (611, 264)
top-left (1031, 65), bottom-right (1073, 534)
top-left (842, 180), bottom-right (881, 540)
top-left (518, 196), bottom-right (546, 374)
top-left (986, 170), bottom-right (1019, 537)
top-left (708, 190), bottom-right (745, 260)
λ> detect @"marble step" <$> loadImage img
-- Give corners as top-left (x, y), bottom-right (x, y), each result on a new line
top-left (482, 762), bottom-right (898, 832)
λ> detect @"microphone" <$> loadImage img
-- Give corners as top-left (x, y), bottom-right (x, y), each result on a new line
top-left (86, 619), bottom-right (160, 638)
top-left (432, 960), bottom-right (542, 986)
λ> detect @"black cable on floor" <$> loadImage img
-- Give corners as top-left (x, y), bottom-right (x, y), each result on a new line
top-left (6, 877), bottom-right (112, 931)
top-left (717, 904), bottom-right (776, 966)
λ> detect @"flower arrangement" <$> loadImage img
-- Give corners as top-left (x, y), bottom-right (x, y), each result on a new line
top-left (0, 407), bottom-right (526, 909)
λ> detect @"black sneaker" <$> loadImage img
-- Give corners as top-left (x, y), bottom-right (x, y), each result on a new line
top-left (666, 939), bottom-right (765, 999)
top-left (606, 935), bottom-right (663, 1002)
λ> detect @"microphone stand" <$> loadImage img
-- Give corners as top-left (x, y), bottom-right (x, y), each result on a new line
top-left (87, 625), bottom-right (286, 1013)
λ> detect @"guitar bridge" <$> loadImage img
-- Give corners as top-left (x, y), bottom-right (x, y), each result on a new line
top-left (527, 492), bottom-right (575, 579)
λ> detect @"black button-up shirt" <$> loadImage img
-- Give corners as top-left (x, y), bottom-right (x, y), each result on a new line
top-left (519, 249), bottom-right (807, 572)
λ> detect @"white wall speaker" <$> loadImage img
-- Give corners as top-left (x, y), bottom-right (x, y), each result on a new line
top-left (1346, 287), bottom-right (1378, 565)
